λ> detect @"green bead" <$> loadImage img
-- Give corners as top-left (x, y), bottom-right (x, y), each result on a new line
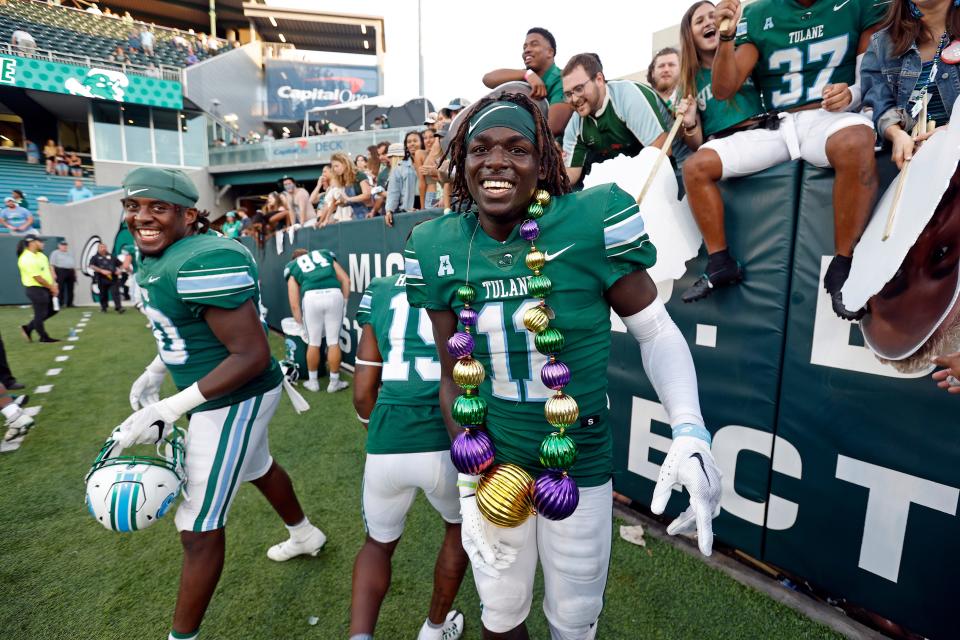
top-left (456, 284), bottom-right (476, 304)
top-left (539, 432), bottom-right (578, 470)
top-left (452, 394), bottom-right (487, 425)
top-left (535, 328), bottom-right (565, 354)
top-left (527, 201), bottom-right (544, 219)
top-left (528, 274), bottom-right (553, 298)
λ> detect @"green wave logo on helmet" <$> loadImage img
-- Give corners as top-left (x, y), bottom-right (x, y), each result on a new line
top-left (65, 68), bottom-right (129, 102)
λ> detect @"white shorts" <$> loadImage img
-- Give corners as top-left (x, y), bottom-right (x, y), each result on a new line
top-left (362, 450), bottom-right (461, 543)
top-left (701, 108), bottom-right (873, 179)
top-left (174, 385), bottom-right (281, 533)
top-left (302, 288), bottom-right (344, 347)
top-left (474, 481), bottom-right (613, 639)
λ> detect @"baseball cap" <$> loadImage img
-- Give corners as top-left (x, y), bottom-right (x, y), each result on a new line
top-left (122, 167), bottom-right (199, 208)
top-left (423, 111), bottom-right (438, 125)
top-left (444, 98), bottom-right (467, 112)
top-left (226, 211), bottom-right (236, 218)
top-left (4, 197), bottom-right (15, 203)
top-left (24, 233), bottom-right (39, 242)
top-left (58, 239), bottom-right (68, 245)
top-left (386, 142), bottom-right (404, 158)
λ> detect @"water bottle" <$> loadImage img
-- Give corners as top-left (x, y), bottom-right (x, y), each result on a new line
top-left (68, 327), bottom-right (76, 338)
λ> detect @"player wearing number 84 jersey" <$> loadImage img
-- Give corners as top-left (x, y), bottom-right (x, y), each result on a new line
top-left (709, 0), bottom-right (888, 319)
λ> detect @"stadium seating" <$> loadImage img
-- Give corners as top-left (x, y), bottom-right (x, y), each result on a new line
top-left (0, 155), bottom-right (116, 217)
top-left (0, 0), bottom-right (219, 69)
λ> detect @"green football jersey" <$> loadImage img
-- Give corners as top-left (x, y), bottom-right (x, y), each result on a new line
top-left (136, 233), bottom-right (282, 412)
top-left (736, 0), bottom-right (889, 110)
top-left (356, 273), bottom-right (449, 455)
top-left (696, 67), bottom-right (765, 138)
top-left (283, 248), bottom-right (340, 293)
top-left (405, 184), bottom-right (656, 487)
top-left (541, 62), bottom-right (564, 105)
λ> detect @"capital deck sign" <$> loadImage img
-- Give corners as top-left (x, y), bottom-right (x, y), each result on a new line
top-left (0, 54), bottom-right (182, 109)
top-left (265, 60), bottom-right (379, 120)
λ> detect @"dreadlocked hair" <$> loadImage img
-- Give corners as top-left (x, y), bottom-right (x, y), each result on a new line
top-left (194, 209), bottom-right (211, 234)
top-left (444, 92), bottom-right (570, 211)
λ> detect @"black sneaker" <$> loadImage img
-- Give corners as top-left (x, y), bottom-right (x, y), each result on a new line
top-left (681, 263), bottom-right (744, 303)
top-left (19, 325), bottom-right (31, 342)
top-left (116, 308), bottom-right (126, 314)
top-left (38, 337), bottom-right (60, 343)
top-left (7, 381), bottom-right (24, 391)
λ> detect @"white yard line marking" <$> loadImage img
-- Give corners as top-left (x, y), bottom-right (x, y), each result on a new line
top-left (55, 356), bottom-right (69, 362)
top-left (46, 369), bottom-right (62, 376)
top-left (34, 385), bottom-right (53, 394)
top-left (67, 337), bottom-right (79, 342)
top-left (62, 345), bottom-right (74, 351)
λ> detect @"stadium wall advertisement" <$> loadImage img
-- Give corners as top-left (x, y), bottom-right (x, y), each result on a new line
top-left (0, 53), bottom-right (183, 109)
top-left (244, 159), bottom-right (956, 639)
top-left (265, 60), bottom-right (380, 121)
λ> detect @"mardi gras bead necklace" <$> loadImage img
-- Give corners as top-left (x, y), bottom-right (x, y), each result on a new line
top-left (448, 188), bottom-right (580, 527)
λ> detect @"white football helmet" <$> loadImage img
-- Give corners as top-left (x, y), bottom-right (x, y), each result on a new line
top-left (85, 427), bottom-right (185, 532)
top-left (279, 359), bottom-right (299, 384)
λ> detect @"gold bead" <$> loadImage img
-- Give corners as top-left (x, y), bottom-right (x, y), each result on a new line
top-left (544, 392), bottom-right (579, 427)
top-left (522, 305), bottom-right (550, 333)
top-left (453, 357), bottom-right (486, 388)
top-left (535, 189), bottom-right (551, 206)
top-left (476, 463), bottom-right (535, 527)
top-left (525, 249), bottom-right (545, 271)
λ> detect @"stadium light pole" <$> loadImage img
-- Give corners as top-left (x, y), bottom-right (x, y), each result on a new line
top-left (209, 0), bottom-right (216, 37)
top-left (418, 0), bottom-right (426, 120)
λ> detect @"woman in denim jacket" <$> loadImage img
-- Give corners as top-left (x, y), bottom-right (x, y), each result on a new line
top-left (862, 0), bottom-right (960, 168)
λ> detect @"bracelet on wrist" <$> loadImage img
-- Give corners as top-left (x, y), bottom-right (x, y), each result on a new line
top-left (719, 32), bottom-right (735, 42)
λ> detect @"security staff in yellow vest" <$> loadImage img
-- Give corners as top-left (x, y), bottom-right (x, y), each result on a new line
top-left (17, 234), bottom-right (59, 343)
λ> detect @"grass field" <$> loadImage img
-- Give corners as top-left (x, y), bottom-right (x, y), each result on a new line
top-left (0, 306), bottom-right (842, 639)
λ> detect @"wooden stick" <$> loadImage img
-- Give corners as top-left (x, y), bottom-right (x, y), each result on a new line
top-left (882, 97), bottom-right (929, 241)
top-left (637, 115), bottom-right (684, 206)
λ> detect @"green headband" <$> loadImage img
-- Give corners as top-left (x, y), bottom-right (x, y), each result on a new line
top-left (466, 101), bottom-right (537, 144)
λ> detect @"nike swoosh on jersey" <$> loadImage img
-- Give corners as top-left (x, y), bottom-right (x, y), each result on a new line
top-left (126, 188), bottom-right (149, 196)
top-left (543, 244), bottom-right (575, 261)
top-left (833, 0), bottom-right (851, 10)
top-left (146, 275), bottom-right (160, 283)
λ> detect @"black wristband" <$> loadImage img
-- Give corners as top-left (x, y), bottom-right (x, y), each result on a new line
top-left (719, 32), bottom-right (735, 42)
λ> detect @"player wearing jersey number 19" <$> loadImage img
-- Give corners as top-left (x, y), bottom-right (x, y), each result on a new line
top-left (712, 0), bottom-right (888, 319)
top-left (114, 167), bottom-right (326, 640)
top-left (349, 272), bottom-right (467, 640)
top-left (285, 247), bottom-right (351, 393)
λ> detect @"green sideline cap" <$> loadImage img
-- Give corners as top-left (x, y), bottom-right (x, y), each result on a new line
top-left (122, 167), bottom-right (199, 208)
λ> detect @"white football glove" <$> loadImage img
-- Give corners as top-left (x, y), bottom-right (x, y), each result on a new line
top-left (458, 474), bottom-right (518, 579)
top-left (112, 383), bottom-right (206, 449)
top-left (651, 432), bottom-right (722, 556)
top-left (129, 355), bottom-right (167, 410)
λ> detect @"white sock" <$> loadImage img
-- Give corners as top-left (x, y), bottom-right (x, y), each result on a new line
top-left (169, 631), bottom-right (198, 640)
top-left (286, 517), bottom-right (313, 541)
top-left (1, 403), bottom-right (20, 420)
top-left (308, 370), bottom-right (318, 382)
top-left (418, 618), bottom-right (442, 640)
top-left (349, 635), bottom-right (374, 640)
top-left (331, 371), bottom-right (340, 382)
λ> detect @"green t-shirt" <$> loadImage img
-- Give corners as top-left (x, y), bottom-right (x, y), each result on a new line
top-left (356, 273), bottom-right (449, 454)
top-left (114, 222), bottom-right (137, 273)
top-left (735, 0), bottom-right (889, 110)
top-left (221, 220), bottom-right (242, 239)
top-left (404, 184), bottom-right (656, 486)
top-left (563, 80), bottom-right (671, 170)
top-left (136, 233), bottom-right (282, 412)
top-left (541, 62), bottom-right (564, 105)
top-left (283, 249), bottom-right (340, 293)
top-left (696, 67), bottom-right (765, 138)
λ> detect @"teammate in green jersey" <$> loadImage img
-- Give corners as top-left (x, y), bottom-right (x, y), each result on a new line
top-left (711, 0), bottom-right (889, 318)
top-left (113, 167), bottom-right (326, 640)
top-left (284, 247), bottom-right (351, 392)
top-left (482, 27), bottom-right (574, 138)
top-left (349, 272), bottom-right (467, 640)
top-left (406, 94), bottom-right (721, 639)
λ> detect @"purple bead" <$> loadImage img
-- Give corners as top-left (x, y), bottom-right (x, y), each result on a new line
top-left (459, 307), bottom-right (478, 328)
top-left (520, 219), bottom-right (540, 242)
top-left (541, 360), bottom-right (571, 390)
top-left (447, 331), bottom-right (475, 359)
top-left (450, 428), bottom-right (496, 475)
top-left (533, 471), bottom-right (579, 520)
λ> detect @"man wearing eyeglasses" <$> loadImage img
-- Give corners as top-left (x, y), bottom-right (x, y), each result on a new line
top-left (561, 52), bottom-right (685, 186)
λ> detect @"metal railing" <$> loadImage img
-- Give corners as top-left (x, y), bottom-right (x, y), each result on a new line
top-left (0, 42), bottom-right (182, 82)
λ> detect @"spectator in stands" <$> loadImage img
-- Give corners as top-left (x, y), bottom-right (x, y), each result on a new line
top-left (417, 128), bottom-right (440, 208)
top-left (53, 145), bottom-right (68, 176)
top-left (66, 151), bottom-right (82, 177)
top-left (366, 144), bottom-right (388, 216)
top-left (139, 26), bottom-right (155, 57)
top-left (185, 48), bottom-right (199, 66)
top-left (385, 141), bottom-right (416, 227)
top-left (483, 27), bottom-right (574, 137)
top-left (403, 130), bottom-right (425, 208)
top-left (24, 139), bottom-right (39, 164)
top-left (648, 47), bottom-right (681, 108)
top-left (329, 151), bottom-right (373, 221)
top-left (440, 99), bottom-right (467, 126)
top-left (11, 190), bottom-right (28, 210)
top-left (10, 29), bottom-right (36, 54)
top-left (49, 239), bottom-right (76, 308)
top-left (208, 37), bottom-right (220, 54)
top-left (310, 166), bottom-right (332, 207)
top-left (122, 11), bottom-right (134, 24)
top-left (172, 32), bottom-right (189, 51)
top-left (127, 30), bottom-right (141, 55)
top-left (861, 0), bottom-right (959, 170)
top-left (89, 242), bottom-right (124, 313)
top-left (1, 197), bottom-right (33, 234)
top-left (423, 112), bottom-right (438, 132)
top-left (263, 128), bottom-right (275, 142)
top-left (674, 0), bottom-right (766, 303)
top-left (68, 179), bottom-right (93, 203)
top-left (221, 211), bottom-right (242, 239)
top-left (355, 154), bottom-right (369, 175)
top-left (263, 191), bottom-right (290, 229)
top-left (317, 172), bottom-right (353, 226)
top-left (86, 3), bottom-right (102, 15)
top-left (18, 234), bottom-right (58, 343)
top-left (43, 139), bottom-right (57, 175)
top-left (280, 176), bottom-right (315, 226)
top-left (109, 45), bottom-right (130, 65)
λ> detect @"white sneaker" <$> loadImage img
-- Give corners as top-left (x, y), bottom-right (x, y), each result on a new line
top-left (303, 379), bottom-right (320, 392)
top-left (327, 379), bottom-right (349, 393)
top-left (441, 610), bottom-right (464, 640)
top-left (3, 412), bottom-right (34, 442)
top-left (266, 525), bottom-right (326, 562)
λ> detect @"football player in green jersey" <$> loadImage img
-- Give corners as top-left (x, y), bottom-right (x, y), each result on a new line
top-left (349, 272), bottom-right (467, 640)
top-left (284, 247), bottom-right (351, 392)
top-left (406, 95), bottom-right (722, 639)
top-left (482, 27), bottom-right (574, 138)
top-left (711, 0), bottom-right (889, 318)
top-left (113, 168), bottom-right (326, 640)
